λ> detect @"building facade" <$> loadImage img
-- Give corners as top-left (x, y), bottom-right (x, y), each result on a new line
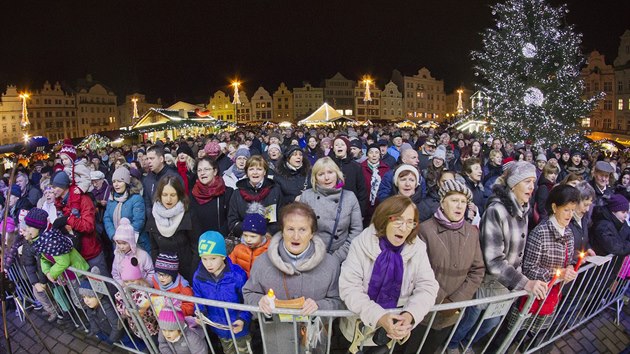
top-left (614, 30), bottom-right (630, 133)
top-left (324, 73), bottom-right (355, 116)
top-left (380, 81), bottom-right (403, 121)
top-left (353, 80), bottom-right (381, 121)
top-left (118, 93), bottom-right (161, 129)
top-left (272, 83), bottom-right (293, 122)
top-left (581, 51), bottom-right (616, 131)
top-left (235, 90), bottom-right (252, 123)
top-left (208, 90), bottom-right (236, 122)
top-left (402, 67), bottom-right (446, 122)
top-left (251, 87), bottom-right (273, 121)
top-left (29, 81), bottom-right (78, 142)
top-left (76, 75), bottom-right (118, 136)
top-left (0, 86), bottom-right (27, 144)
top-left (293, 83), bottom-right (324, 120)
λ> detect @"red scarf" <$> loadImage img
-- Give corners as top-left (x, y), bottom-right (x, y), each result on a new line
top-left (177, 161), bottom-right (189, 194)
top-left (239, 184), bottom-right (272, 203)
top-left (192, 176), bottom-right (226, 205)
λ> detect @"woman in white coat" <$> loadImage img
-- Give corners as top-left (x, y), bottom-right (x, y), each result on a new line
top-left (339, 195), bottom-right (439, 353)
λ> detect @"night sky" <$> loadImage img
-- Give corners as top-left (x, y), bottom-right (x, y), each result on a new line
top-left (2, 0), bottom-right (628, 104)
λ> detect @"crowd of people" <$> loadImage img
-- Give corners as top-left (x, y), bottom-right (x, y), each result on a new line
top-left (2, 124), bottom-right (630, 354)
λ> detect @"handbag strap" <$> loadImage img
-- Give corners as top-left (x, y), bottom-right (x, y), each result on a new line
top-left (327, 190), bottom-right (344, 252)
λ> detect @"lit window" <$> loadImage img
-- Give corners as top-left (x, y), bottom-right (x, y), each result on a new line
top-left (620, 99), bottom-right (624, 110)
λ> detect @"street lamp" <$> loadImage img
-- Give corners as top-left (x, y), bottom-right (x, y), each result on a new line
top-left (231, 80), bottom-right (241, 122)
top-left (19, 92), bottom-right (30, 131)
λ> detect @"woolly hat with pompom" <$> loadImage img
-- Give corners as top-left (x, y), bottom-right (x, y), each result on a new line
top-left (113, 218), bottom-right (137, 254)
top-left (59, 138), bottom-right (77, 162)
top-left (242, 202), bottom-right (267, 235)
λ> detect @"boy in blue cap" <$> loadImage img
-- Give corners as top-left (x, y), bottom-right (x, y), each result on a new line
top-left (193, 231), bottom-right (251, 354)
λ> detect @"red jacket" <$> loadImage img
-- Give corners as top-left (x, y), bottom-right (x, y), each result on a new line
top-left (57, 193), bottom-right (102, 261)
top-left (151, 275), bottom-right (195, 316)
top-left (228, 238), bottom-right (270, 278)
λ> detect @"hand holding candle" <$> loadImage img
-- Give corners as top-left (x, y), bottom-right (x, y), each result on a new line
top-left (574, 251), bottom-right (586, 271)
top-left (548, 269), bottom-right (561, 288)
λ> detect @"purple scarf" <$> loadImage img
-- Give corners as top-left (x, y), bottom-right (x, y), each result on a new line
top-left (433, 207), bottom-right (465, 230)
top-left (367, 237), bottom-right (404, 309)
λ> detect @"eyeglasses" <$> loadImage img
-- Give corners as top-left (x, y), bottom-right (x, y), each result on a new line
top-left (389, 217), bottom-right (418, 230)
top-left (198, 167), bottom-right (214, 173)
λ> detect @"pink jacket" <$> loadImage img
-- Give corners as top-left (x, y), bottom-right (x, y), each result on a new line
top-left (111, 228), bottom-right (154, 284)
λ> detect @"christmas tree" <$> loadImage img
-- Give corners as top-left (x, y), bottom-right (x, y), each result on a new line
top-left (472, 0), bottom-right (602, 146)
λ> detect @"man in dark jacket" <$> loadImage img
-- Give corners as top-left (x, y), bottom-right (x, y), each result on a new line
top-left (590, 160), bottom-right (615, 207)
top-left (330, 135), bottom-right (368, 218)
top-left (418, 138), bottom-right (437, 172)
top-left (16, 172), bottom-right (42, 208)
top-left (378, 139), bottom-right (396, 169)
top-left (142, 145), bottom-right (183, 218)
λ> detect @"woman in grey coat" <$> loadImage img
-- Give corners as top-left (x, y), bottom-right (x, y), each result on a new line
top-left (298, 157), bottom-right (363, 263)
top-left (243, 202), bottom-right (343, 353)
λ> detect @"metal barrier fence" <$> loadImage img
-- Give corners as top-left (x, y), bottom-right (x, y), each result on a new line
top-left (5, 254), bottom-right (629, 354)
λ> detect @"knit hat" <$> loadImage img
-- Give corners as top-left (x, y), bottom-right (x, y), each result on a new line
top-left (10, 184), bottom-right (21, 197)
top-left (607, 194), bottom-right (629, 213)
top-left (113, 218), bottom-right (137, 254)
top-left (158, 307), bottom-right (186, 331)
top-left (112, 167), bottom-right (131, 184)
top-left (283, 145), bottom-right (302, 160)
top-left (0, 217), bottom-right (16, 234)
top-left (366, 144), bottom-right (380, 154)
top-left (130, 168), bottom-right (142, 180)
top-left (242, 202), bottom-right (267, 235)
top-left (536, 153), bottom-right (547, 162)
top-left (24, 208), bottom-right (49, 231)
top-left (120, 256), bottom-right (143, 281)
top-left (570, 148), bottom-right (582, 157)
top-left (78, 277), bottom-right (98, 298)
top-left (502, 157), bottom-right (516, 172)
top-left (321, 137), bottom-right (332, 147)
top-left (333, 135), bottom-right (351, 151)
top-left (51, 171), bottom-right (70, 189)
top-left (198, 231), bottom-right (227, 258)
top-left (204, 141), bottom-right (221, 157)
top-left (594, 161), bottom-right (615, 174)
top-left (377, 139), bottom-right (389, 147)
top-left (349, 139), bottom-right (363, 150)
top-left (267, 144), bottom-right (281, 153)
top-left (176, 144), bottom-right (194, 159)
top-left (506, 161), bottom-right (537, 188)
top-left (432, 146), bottom-right (446, 161)
top-left (90, 170), bottom-right (105, 181)
top-left (268, 132), bottom-right (283, 143)
top-left (438, 179), bottom-right (473, 203)
top-left (59, 139), bottom-right (77, 162)
top-left (154, 253), bottom-right (179, 279)
top-left (234, 148), bottom-right (251, 160)
top-left (393, 164), bottom-right (420, 187)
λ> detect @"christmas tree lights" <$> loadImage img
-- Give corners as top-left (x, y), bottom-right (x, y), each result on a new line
top-left (472, 0), bottom-right (603, 146)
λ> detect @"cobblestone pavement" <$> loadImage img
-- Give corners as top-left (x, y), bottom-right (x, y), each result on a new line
top-left (2, 303), bottom-right (630, 353)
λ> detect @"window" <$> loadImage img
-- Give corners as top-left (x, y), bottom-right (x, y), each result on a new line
top-left (604, 100), bottom-right (612, 111)
top-left (619, 81), bottom-right (624, 92)
top-left (620, 99), bottom-right (624, 111)
top-left (604, 82), bottom-right (612, 92)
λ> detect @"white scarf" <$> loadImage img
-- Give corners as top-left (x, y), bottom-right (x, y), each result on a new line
top-left (152, 201), bottom-right (185, 237)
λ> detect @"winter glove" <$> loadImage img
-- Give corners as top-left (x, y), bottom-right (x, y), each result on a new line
top-left (52, 216), bottom-right (68, 230)
top-left (71, 208), bottom-right (80, 217)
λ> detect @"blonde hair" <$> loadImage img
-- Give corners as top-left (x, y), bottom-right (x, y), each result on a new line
top-left (311, 157), bottom-right (344, 193)
top-left (489, 149), bottom-right (502, 161)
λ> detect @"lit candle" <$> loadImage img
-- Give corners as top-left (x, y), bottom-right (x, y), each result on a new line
top-left (548, 269), bottom-right (561, 288)
top-left (574, 251), bottom-right (586, 271)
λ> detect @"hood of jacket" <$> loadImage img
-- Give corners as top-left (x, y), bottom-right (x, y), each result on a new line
top-left (266, 232), bottom-right (327, 275)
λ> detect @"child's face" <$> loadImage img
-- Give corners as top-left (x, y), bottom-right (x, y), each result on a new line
top-left (201, 255), bottom-right (225, 276)
top-left (83, 295), bottom-right (99, 309)
top-left (157, 272), bottom-right (173, 286)
top-left (60, 154), bottom-right (72, 167)
top-left (115, 240), bottom-right (131, 253)
top-left (162, 329), bottom-right (181, 343)
top-left (242, 231), bottom-right (263, 248)
top-left (23, 225), bottom-right (40, 242)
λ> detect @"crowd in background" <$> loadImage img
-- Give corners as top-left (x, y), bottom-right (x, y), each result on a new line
top-left (2, 124), bottom-right (630, 354)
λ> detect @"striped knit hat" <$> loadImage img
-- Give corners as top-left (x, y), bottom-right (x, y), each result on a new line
top-left (25, 208), bottom-right (49, 231)
top-left (158, 306), bottom-right (186, 331)
top-left (154, 253), bottom-right (179, 279)
top-left (59, 139), bottom-right (77, 162)
top-left (438, 179), bottom-right (473, 203)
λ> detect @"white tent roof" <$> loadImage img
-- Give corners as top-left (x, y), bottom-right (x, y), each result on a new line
top-left (298, 103), bottom-right (343, 125)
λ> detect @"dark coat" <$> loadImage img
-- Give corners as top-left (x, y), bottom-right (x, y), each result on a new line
top-left (590, 206), bottom-right (630, 256)
top-left (534, 176), bottom-right (555, 222)
top-left (273, 162), bottom-right (310, 209)
top-left (86, 300), bottom-right (121, 343)
top-left (381, 153), bottom-right (397, 170)
top-left (21, 241), bottom-right (47, 285)
top-left (569, 215), bottom-right (591, 262)
top-left (227, 178), bottom-right (281, 237)
top-left (189, 187), bottom-right (233, 237)
top-left (590, 180), bottom-right (614, 208)
top-left (463, 175), bottom-right (486, 217)
top-left (418, 187), bottom-right (441, 222)
top-left (215, 153), bottom-right (233, 176)
top-left (331, 155), bottom-right (368, 218)
top-left (146, 209), bottom-right (198, 283)
top-left (482, 163), bottom-right (503, 198)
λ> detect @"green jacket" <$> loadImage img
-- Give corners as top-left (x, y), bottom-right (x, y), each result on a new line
top-left (40, 248), bottom-right (89, 280)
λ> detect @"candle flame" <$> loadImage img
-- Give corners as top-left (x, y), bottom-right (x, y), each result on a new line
top-left (267, 289), bottom-right (275, 297)
top-left (579, 252), bottom-right (586, 258)
top-left (555, 269), bottom-right (561, 276)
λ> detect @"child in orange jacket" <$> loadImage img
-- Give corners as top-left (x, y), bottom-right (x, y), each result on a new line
top-left (229, 203), bottom-right (270, 278)
top-left (151, 253), bottom-right (195, 316)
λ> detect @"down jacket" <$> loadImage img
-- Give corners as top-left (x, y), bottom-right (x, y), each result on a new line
top-left (339, 224), bottom-right (439, 343)
top-left (299, 188), bottom-right (363, 262)
top-left (228, 237), bottom-right (270, 278)
top-left (58, 193), bottom-right (103, 261)
top-left (103, 191), bottom-right (145, 240)
top-left (590, 206), bottom-right (630, 256)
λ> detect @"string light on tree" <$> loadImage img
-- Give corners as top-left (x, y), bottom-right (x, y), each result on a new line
top-left (522, 42), bottom-right (537, 58)
top-left (19, 92), bottom-right (30, 131)
top-left (524, 87), bottom-right (545, 106)
top-left (363, 76), bottom-right (372, 102)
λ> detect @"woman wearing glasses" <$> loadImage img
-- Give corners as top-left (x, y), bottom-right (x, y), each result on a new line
top-left (339, 195), bottom-right (439, 353)
top-left (190, 157), bottom-right (233, 237)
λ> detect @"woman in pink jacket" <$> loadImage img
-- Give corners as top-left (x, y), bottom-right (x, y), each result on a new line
top-left (339, 195), bottom-right (439, 353)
